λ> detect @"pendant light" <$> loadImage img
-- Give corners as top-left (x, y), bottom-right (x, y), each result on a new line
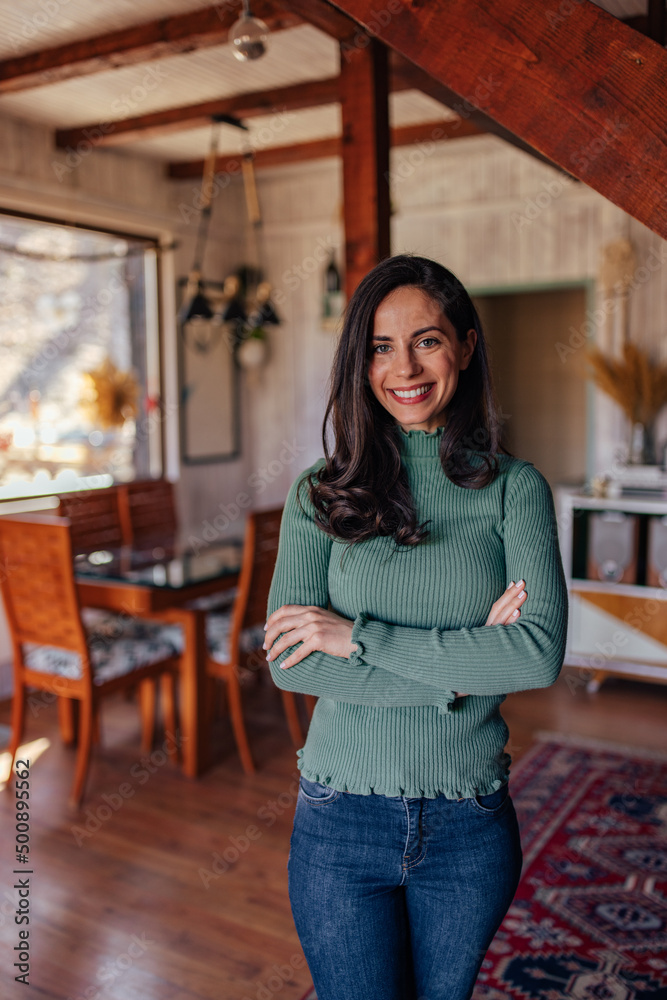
top-left (230, 1), bottom-right (270, 62)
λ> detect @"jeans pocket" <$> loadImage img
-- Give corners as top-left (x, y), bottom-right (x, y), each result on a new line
top-left (298, 775), bottom-right (340, 804)
top-left (469, 782), bottom-right (510, 816)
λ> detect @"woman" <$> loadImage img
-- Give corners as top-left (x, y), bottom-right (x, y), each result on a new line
top-left (263, 254), bottom-right (568, 1000)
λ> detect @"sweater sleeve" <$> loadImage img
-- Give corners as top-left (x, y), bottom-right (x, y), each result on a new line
top-left (266, 463), bottom-right (455, 710)
top-left (349, 463), bottom-right (569, 696)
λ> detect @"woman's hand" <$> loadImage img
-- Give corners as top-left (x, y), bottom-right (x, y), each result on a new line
top-left (456, 580), bottom-right (527, 697)
top-left (264, 605), bottom-right (357, 669)
top-left (485, 579), bottom-right (527, 626)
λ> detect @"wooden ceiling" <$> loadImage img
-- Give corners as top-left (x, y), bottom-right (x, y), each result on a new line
top-left (0, 0), bottom-right (664, 239)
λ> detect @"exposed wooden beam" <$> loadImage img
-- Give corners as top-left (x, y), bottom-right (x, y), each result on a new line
top-left (166, 117), bottom-right (477, 177)
top-left (272, 0), bottom-right (356, 42)
top-left (339, 38), bottom-right (391, 296)
top-left (391, 119), bottom-right (482, 147)
top-left (55, 77), bottom-right (341, 149)
top-left (168, 138), bottom-right (340, 178)
top-left (276, 0), bottom-right (569, 170)
top-left (54, 63), bottom-right (450, 151)
top-left (327, 0), bottom-right (667, 240)
top-left (0, 3), bottom-right (302, 94)
top-left (389, 52), bottom-right (567, 173)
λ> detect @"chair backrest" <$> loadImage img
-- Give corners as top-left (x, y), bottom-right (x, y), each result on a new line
top-left (118, 479), bottom-right (178, 550)
top-left (57, 487), bottom-right (124, 554)
top-left (232, 507), bottom-right (283, 641)
top-left (0, 516), bottom-right (87, 655)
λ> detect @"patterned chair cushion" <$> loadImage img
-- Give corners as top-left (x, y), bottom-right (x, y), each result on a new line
top-left (22, 609), bottom-right (183, 686)
top-left (204, 611), bottom-right (266, 665)
top-left (185, 587), bottom-right (238, 612)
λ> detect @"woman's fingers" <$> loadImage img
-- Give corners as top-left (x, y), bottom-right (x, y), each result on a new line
top-left (485, 580), bottom-right (527, 626)
top-left (264, 605), bottom-right (318, 650)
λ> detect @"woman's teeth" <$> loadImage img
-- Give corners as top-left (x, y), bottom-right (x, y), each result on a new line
top-left (391, 384), bottom-right (432, 399)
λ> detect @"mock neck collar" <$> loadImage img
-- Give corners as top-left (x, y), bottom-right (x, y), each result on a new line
top-left (397, 424), bottom-right (444, 458)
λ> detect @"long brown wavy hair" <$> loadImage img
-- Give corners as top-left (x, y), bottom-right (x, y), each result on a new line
top-left (301, 254), bottom-right (507, 547)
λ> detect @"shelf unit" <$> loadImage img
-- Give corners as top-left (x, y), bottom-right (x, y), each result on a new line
top-left (556, 486), bottom-right (667, 692)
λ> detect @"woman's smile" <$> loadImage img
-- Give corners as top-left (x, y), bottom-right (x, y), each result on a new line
top-left (368, 286), bottom-right (477, 432)
top-left (388, 383), bottom-right (435, 402)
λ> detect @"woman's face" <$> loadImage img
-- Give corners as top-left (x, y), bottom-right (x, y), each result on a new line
top-left (368, 285), bottom-right (477, 433)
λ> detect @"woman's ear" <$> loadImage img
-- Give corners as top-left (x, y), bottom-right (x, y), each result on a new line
top-left (460, 328), bottom-right (477, 370)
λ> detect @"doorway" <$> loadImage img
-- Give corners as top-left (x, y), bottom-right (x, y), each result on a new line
top-left (473, 286), bottom-right (590, 488)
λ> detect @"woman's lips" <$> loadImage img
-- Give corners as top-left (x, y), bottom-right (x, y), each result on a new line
top-left (388, 383), bottom-right (434, 404)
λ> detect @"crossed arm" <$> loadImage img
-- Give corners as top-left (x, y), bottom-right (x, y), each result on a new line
top-left (264, 462), bottom-right (568, 706)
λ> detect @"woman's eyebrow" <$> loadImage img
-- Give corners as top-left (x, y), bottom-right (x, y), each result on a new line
top-left (372, 326), bottom-right (445, 341)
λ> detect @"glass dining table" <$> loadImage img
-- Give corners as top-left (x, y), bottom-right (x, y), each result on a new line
top-left (74, 539), bottom-right (243, 777)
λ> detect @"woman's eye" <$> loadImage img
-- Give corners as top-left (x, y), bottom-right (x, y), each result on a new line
top-left (372, 344), bottom-right (390, 354)
top-left (419, 337), bottom-right (439, 347)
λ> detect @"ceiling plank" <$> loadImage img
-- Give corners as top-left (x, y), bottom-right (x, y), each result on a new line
top-left (54, 61), bottom-right (449, 150)
top-left (166, 117), bottom-right (478, 177)
top-left (55, 77), bottom-right (341, 149)
top-left (326, 0), bottom-right (667, 240)
top-left (0, 3), bottom-right (302, 95)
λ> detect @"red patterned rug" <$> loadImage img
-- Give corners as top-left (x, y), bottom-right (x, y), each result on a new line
top-left (297, 733), bottom-right (667, 1000)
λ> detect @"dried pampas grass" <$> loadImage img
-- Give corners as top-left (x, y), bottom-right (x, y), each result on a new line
top-left (585, 342), bottom-right (667, 426)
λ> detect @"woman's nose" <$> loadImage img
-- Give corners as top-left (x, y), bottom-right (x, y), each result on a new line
top-left (394, 348), bottom-right (422, 376)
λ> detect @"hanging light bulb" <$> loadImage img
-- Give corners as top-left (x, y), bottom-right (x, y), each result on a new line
top-left (230, 0), bottom-right (269, 61)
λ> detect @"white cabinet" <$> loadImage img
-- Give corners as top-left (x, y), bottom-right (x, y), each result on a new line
top-left (556, 487), bottom-right (667, 691)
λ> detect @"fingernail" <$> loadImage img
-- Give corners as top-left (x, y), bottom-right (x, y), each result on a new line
top-left (263, 623), bottom-right (268, 630)
top-left (265, 652), bottom-right (271, 660)
top-left (280, 664), bottom-right (289, 669)
top-left (262, 642), bottom-right (267, 649)
top-left (515, 580), bottom-right (524, 589)
top-left (518, 590), bottom-right (526, 598)
top-left (509, 581), bottom-right (515, 587)
top-left (512, 609), bottom-right (519, 617)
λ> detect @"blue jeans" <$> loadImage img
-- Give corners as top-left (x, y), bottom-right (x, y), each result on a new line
top-left (288, 776), bottom-right (522, 1000)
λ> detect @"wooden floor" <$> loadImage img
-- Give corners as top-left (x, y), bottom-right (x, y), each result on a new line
top-left (0, 667), bottom-right (665, 1000)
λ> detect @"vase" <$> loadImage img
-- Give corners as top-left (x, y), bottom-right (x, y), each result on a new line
top-left (629, 421), bottom-right (657, 465)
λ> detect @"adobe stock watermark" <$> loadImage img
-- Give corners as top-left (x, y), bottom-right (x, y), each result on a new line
top-left (65, 934), bottom-right (153, 1000)
top-left (386, 75), bottom-right (501, 188)
top-left (272, 234), bottom-right (341, 305)
top-left (339, 0), bottom-right (406, 62)
top-left (564, 596), bottom-right (664, 696)
top-left (188, 438), bottom-right (307, 553)
top-left (198, 771), bottom-right (301, 887)
top-left (240, 953), bottom-right (306, 1000)
top-left (8, 0), bottom-right (74, 52)
top-left (70, 730), bottom-right (186, 846)
top-left (52, 64), bottom-right (171, 181)
top-left (177, 108), bottom-right (296, 225)
top-left (555, 243), bottom-right (667, 363)
top-left (545, 0), bottom-right (585, 29)
top-left (512, 116), bottom-right (629, 232)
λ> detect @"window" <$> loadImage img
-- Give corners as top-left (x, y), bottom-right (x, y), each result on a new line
top-left (0, 213), bottom-right (162, 499)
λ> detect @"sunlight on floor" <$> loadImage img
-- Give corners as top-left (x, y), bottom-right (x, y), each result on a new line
top-left (0, 737), bottom-right (51, 788)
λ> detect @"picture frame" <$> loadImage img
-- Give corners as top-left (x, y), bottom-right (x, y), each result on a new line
top-left (177, 278), bottom-right (241, 465)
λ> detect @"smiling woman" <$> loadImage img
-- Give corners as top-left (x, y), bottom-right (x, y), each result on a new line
top-left (264, 254), bottom-right (568, 1000)
top-left (369, 285), bottom-right (477, 433)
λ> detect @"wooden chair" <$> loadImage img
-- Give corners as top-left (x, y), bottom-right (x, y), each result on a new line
top-left (118, 479), bottom-right (178, 553)
top-left (204, 507), bottom-right (316, 773)
top-left (56, 487), bottom-right (124, 555)
top-left (0, 516), bottom-right (182, 807)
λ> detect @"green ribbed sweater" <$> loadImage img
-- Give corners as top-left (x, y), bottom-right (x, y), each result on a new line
top-left (266, 425), bottom-right (568, 799)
